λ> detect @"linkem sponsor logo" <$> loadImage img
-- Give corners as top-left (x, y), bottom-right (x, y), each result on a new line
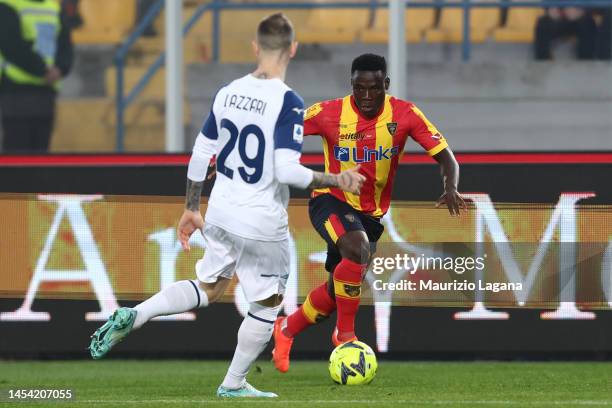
top-left (334, 145), bottom-right (400, 162)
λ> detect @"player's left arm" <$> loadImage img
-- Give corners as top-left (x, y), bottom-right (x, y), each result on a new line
top-left (407, 104), bottom-right (466, 216)
top-left (432, 148), bottom-right (466, 216)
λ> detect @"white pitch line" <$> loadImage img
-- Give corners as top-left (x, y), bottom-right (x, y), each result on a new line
top-left (69, 399), bottom-right (612, 406)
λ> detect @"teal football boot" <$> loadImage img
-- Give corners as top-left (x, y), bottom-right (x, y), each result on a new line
top-left (216, 382), bottom-right (278, 398)
top-left (89, 307), bottom-right (137, 359)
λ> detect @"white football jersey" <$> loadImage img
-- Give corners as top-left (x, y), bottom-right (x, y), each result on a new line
top-left (200, 74), bottom-right (305, 241)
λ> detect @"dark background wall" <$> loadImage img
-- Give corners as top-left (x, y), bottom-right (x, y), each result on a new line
top-left (0, 153), bottom-right (610, 359)
top-left (0, 153), bottom-right (610, 203)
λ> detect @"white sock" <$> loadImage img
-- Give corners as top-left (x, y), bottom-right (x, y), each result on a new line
top-left (221, 303), bottom-right (281, 389)
top-left (132, 280), bottom-right (208, 329)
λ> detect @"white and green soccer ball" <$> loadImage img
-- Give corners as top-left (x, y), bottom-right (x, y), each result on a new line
top-left (328, 340), bottom-right (378, 385)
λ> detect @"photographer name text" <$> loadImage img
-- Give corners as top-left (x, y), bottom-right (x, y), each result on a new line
top-left (372, 279), bottom-right (523, 293)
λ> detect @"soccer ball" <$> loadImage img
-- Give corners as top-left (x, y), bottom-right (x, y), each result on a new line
top-left (328, 340), bottom-right (377, 385)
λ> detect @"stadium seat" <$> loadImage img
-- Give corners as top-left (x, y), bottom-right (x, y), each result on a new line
top-left (182, 1), bottom-right (213, 63)
top-left (216, 8), bottom-right (310, 62)
top-left (105, 67), bottom-right (166, 99)
top-left (425, 0), bottom-right (501, 43)
top-left (123, 5), bottom-right (212, 66)
top-left (219, 9), bottom-right (283, 63)
top-left (117, 99), bottom-right (192, 152)
top-left (51, 99), bottom-right (115, 152)
top-left (72, 0), bottom-right (136, 45)
top-left (493, 6), bottom-right (543, 43)
top-left (51, 98), bottom-right (191, 152)
top-left (125, 37), bottom-right (209, 68)
top-left (151, 1), bottom-right (213, 37)
top-left (360, 5), bottom-right (436, 43)
top-left (298, 1), bottom-right (370, 44)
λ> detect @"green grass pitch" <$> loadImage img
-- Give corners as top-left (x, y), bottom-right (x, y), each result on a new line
top-left (1, 360), bottom-right (611, 407)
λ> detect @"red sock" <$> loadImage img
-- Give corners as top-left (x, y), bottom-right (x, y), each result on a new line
top-left (284, 281), bottom-right (336, 337)
top-left (333, 258), bottom-right (367, 340)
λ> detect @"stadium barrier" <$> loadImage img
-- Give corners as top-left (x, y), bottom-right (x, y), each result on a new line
top-left (0, 153), bottom-right (610, 358)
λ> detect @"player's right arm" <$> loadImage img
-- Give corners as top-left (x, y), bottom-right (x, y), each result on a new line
top-left (274, 92), bottom-right (364, 194)
top-left (303, 102), bottom-right (323, 136)
top-left (300, 100), bottom-right (365, 190)
top-left (178, 108), bottom-right (219, 251)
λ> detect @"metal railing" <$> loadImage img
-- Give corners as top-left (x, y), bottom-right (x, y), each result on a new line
top-left (113, 0), bottom-right (612, 151)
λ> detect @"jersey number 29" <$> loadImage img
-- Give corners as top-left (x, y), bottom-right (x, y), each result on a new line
top-left (217, 119), bottom-right (265, 184)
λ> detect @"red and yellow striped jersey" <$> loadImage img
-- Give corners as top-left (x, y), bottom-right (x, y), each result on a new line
top-left (304, 94), bottom-right (448, 217)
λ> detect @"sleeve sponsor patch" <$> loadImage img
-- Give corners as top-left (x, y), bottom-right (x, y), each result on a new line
top-left (305, 102), bottom-right (323, 121)
top-left (293, 124), bottom-right (304, 143)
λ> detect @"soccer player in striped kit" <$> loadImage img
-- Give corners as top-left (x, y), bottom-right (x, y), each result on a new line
top-left (272, 53), bottom-right (467, 373)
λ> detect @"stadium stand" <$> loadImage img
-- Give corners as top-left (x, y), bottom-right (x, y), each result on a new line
top-left (52, 1), bottom-right (202, 152)
top-left (49, 1), bottom-right (570, 152)
top-left (494, 4), bottom-right (543, 43)
top-left (105, 66), bottom-right (166, 99)
top-left (132, 1), bottom-right (310, 63)
top-left (360, 3), bottom-right (436, 43)
top-left (217, 8), bottom-right (310, 62)
top-left (298, 0), bottom-right (370, 44)
top-left (425, 0), bottom-right (501, 43)
top-left (132, 2), bottom-right (212, 65)
top-left (51, 99), bottom-right (114, 151)
top-left (51, 97), bottom-right (191, 152)
top-left (72, 0), bottom-right (137, 45)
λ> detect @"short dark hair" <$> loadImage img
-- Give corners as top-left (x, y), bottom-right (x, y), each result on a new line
top-left (257, 13), bottom-right (294, 51)
top-left (351, 53), bottom-right (387, 75)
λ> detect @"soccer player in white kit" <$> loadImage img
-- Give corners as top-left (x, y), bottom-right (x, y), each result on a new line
top-left (88, 13), bottom-right (365, 398)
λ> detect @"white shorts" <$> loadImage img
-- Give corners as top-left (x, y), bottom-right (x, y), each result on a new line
top-left (195, 224), bottom-right (289, 303)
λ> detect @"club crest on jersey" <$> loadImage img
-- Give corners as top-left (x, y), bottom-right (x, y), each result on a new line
top-left (386, 122), bottom-right (397, 135)
top-left (343, 284), bottom-right (361, 297)
top-left (333, 145), bottom-right (399, 162)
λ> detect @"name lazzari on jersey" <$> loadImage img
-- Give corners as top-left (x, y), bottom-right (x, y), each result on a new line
top-left (223, 93), bottom-right (268, 115)
top-left (334, 145), bottom-right (400, 162)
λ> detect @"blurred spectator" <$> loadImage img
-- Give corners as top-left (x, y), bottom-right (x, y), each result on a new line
top-left (61, 0), bottom-right (82, 30)
top-left (597, 7), bottom-right (611, 59)
top-left (136, 0), bottom-right (158, 37)
top-left (534, 2), bottom-right (598, 60)
top-left (0, 0), bottom-right (74, 153)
